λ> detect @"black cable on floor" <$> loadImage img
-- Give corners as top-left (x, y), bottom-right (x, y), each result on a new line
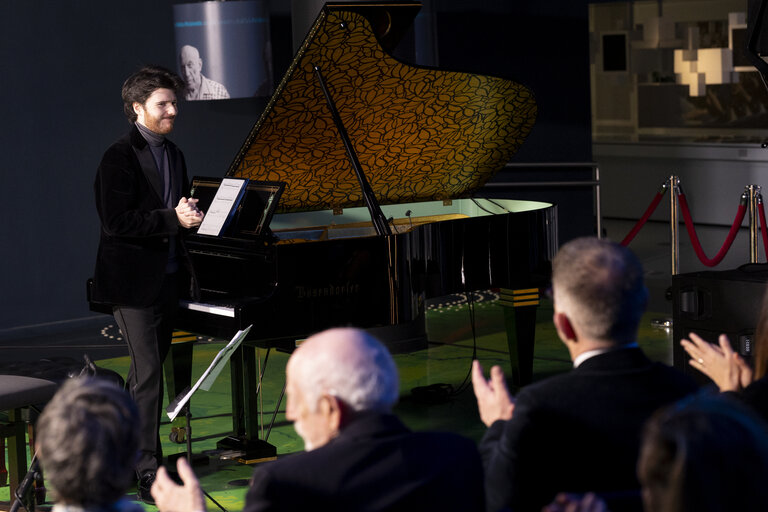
top-left (409, 289), bottom-right (479, 404)
top-left (204, 488), bottom-right (228, 512)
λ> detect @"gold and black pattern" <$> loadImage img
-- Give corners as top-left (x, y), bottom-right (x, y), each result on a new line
top-left (498, 288), bottom-right (540, 308)
top-left (228, 9), bottom-right (537, 213)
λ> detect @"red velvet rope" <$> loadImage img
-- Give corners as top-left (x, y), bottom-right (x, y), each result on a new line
top-left (620, 191), bottom-right (665, 247)
top-left (678, 193), bottom-right (746, 267)
top-left (759, 198), bottom-right (768, 258)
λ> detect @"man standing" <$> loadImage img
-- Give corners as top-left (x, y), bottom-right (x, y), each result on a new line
top-left (179, 45), bottom-right (230, 101)
top-left (473, 237), bottom-right (698, 512)
top-left (91, 65), bottom-right (203, 503)
top-left (152, 327), bottom-right (485, 511)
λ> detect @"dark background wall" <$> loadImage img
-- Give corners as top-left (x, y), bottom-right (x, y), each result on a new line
top-left (0, 0), bottom-right (592, 336)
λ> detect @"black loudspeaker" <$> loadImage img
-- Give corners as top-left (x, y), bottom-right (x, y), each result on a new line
top-left (749, 0), bottom-right (768, 57)
top-left (672, 265), bottom-right (768, 384)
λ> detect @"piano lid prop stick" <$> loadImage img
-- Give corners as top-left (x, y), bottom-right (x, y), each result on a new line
top-left (312, 63), bottom-right (392, 236)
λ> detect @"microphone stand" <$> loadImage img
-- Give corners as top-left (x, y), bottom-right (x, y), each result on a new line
top-left (10, 455), bottom-right (40, 512)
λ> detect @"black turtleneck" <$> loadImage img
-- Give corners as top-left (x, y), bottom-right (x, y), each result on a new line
top-left (136, 121), bottom-right (165, 146)
top-left (135, 122), bottom-right (178, 273)
top-left (135, 122), bottom-right (173, 207)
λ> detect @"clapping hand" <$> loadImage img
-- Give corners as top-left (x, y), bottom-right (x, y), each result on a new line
top-left (151, 457), bottom-right (205, 512)
top-left (472, 360), bottom-right (515, 427)
top-left (680, 332), bottom-right (753, 391)
top-left (543, 492), bottom-right (609, 512)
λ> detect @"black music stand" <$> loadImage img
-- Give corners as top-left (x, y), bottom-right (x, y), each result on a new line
top-left (165, 325), bottom-right (252, 465)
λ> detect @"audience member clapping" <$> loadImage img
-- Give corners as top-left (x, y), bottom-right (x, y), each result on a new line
top-left (473, 237), bottom-right (697, 511)
top-left (36, 377), bottom-right (143, 512)
top-left (153, 327), bottom-right (485, 511)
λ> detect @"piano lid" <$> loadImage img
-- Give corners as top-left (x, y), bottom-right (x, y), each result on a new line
top-left (227, 2), bottom-right (537, 214)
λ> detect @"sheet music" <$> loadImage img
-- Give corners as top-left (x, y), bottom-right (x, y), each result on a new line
top-left (166, 324), bottom-right (252, 421)
top-left (196, 178), bottom-right (248, 236)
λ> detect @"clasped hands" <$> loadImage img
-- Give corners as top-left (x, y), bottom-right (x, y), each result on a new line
top-left (472, 360), bottom-right (515, 427)
top-left (176, 197), bottom-right (204, 228)
top-left (680, 332), bottom-right (753, 392)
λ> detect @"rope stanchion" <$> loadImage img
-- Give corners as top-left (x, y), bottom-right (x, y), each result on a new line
top-left (749, 185), bottom-right (761, 263)
top-left (758, 194), bottom-right (768, 258)
top-left (619, 177), bottom-right (761, 270)
top-left (678, 190), bottom-right (747, 267)
top-left (620, 184), bottom-right (668, 247)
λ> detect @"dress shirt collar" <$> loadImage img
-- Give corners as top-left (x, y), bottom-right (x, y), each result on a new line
top-left (573, 342), bottom-right (639, 368)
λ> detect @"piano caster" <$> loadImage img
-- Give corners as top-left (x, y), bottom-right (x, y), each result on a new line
top-left (217, 435), bottom-right (276, 461)
top-left (169, 426), bottom-right (186, 444)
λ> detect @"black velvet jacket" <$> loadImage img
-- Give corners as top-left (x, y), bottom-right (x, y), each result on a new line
top-left (92, 124), bottom-right (196, 307)
top-left (480, 347), bottom-right (698, 512)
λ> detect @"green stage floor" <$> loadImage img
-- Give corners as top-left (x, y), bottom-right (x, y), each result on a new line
top-left (1, 295), bottom-right (674, 511)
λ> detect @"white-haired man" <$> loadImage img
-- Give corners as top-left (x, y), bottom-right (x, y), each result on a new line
top-left (473, 237), bottom-right (698, 512)
top-left (152, 327), bottom-right (485, 511)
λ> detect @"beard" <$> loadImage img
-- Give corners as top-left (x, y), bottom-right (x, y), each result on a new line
top-left (293, 421), bottom-right (316, 451)
top-left (142, 112), bottom-right (175, 135)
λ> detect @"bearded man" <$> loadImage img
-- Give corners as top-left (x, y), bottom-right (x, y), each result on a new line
top-left (91, 65), bottom-right (204, 503)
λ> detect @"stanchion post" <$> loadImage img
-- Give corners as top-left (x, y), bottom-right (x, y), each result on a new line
top-left (595, 165), bottom-right (602, 239)
top-left (748, 184), bottom-right (760, 263)
top-left (669, 176), bottom-right (680, 275)
top-left (760, 192), bottom-right (765, 262)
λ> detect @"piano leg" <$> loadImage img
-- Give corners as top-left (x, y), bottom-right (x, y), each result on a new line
top-left (217, 344), bottom-right (277, 460)
top-left (6, 408), bottom-right (27, 508)
top-left (500, 288), bottom-right (540, 387)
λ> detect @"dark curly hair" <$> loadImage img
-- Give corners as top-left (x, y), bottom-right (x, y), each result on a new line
top-left (121, 65), bottom-right (184, 123)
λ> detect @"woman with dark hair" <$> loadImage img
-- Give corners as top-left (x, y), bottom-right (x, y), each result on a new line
top-left (544, 395), bottom-right (768, 512)
top-left (680, 286), bottom-right (768, 422)
top-left (638, 395), bottom-right (768, 512)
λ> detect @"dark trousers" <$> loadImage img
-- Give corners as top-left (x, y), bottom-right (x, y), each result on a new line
top-left (113, 273), bottom-right (178, 477)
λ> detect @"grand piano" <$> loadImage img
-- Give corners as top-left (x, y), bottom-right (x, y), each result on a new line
top-left (175, 2), bottom-right (557, 457)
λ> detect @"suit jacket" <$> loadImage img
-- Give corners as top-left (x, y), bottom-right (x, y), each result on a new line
top-left (92, 125), bottom-right (195, 307)
top-left (480, 347), bottom-right (698, 512)
top-left (245, 412), bottom-right (485, 512)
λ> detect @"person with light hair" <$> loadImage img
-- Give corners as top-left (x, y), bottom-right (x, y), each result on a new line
top-left (152, 327), bottom-right (484, 511)
top-left (474, 237), bottom-right (698, 512)
top-left (36, 377), bottom-right (143, 512)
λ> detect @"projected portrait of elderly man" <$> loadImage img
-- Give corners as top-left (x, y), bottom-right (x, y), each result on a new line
top-left (179, 45), bottom-right (230, 101)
